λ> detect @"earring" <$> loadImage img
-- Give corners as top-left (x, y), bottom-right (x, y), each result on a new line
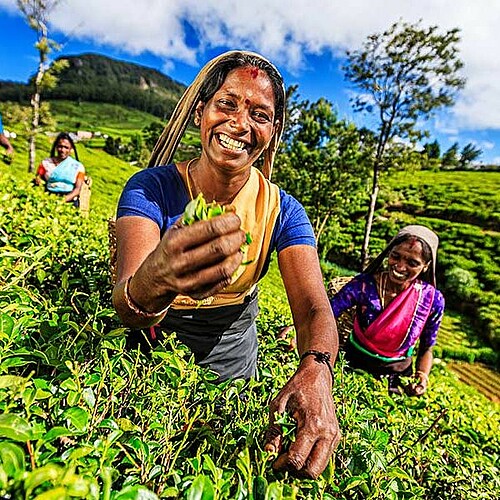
top-left (194, 115), bottom-right (200, 127)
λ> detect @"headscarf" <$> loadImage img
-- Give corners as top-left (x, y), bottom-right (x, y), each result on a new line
top-left (363, 225), bottom-right (439, 287)
top-left (148, 50), bottom-right (286, 180)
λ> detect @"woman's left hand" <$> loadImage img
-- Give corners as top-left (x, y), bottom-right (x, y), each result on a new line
top-left (405, 372), bottom-right (428, 396)
top-left (264, 356), bottom-right (341, 479)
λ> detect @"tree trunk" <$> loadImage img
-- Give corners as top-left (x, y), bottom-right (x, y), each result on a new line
top-left (28, 24), bottom-right (47, 173)
top-left (360, 181), bottom-right (379, 269)
top-left (315, 213), bottom-right (330, 246)
top-left (360, 121), bottom-right (388, 269)
top-left (28, 90), bottom-right (40, 173)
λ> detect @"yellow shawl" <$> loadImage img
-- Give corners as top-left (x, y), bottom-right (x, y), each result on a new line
top-left (171, 167), bottom-right (280, 308)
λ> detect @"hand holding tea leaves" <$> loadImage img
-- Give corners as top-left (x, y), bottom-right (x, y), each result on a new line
top-left (143, 193), bottom-right (248, 301)
top-left (182, 193), bottom-right (253, 265)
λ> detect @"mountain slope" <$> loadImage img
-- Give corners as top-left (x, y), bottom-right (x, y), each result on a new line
top-left (0, 53), bottom-right (187, 119)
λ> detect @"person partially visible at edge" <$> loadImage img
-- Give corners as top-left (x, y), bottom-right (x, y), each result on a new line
top-left (34, 132), bottom-right (85, 206)
top-left (0, 112), bottom-right (14, 156)
top-left (330, 225), bottom-right (445, 396)
top-left (112, 50), bottom-right (341, 479)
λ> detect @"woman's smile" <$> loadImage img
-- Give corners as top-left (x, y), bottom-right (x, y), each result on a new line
top-left (217, 132), bottom-right (248, 152)
top-left (387, 240), bottom-right (429, 287)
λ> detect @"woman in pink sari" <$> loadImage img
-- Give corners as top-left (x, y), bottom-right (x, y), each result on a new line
top-left (330, 225), bottom-right (445, 395)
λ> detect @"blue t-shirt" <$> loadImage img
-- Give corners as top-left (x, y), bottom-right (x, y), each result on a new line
top-left (117, 164), bottom-right (316, 259)
top-left (0, 113), bottom-right (4, 134)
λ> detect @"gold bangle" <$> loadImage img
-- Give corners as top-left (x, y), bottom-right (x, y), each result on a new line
top-left (123, 276), bottom-right (170, 318)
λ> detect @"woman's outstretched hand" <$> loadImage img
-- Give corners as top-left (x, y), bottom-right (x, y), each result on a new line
top-left (264, 357), bottom-right (341, 479)
top-left (152, 212), bottom-right (246, 299)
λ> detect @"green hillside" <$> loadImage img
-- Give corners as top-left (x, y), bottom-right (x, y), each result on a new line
top-left (0, 53), bottom-right (187, 119)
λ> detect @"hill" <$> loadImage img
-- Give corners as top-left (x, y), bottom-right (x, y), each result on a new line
top-left (0, 53), bottom-right (187, 119)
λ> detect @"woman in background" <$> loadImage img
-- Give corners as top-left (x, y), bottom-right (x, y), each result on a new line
top-left (35, 132), bottom-right (85, 206)
top-left (330, 225), bottom-right (445, 395)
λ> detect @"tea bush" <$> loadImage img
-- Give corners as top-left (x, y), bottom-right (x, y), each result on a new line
top-left (1, 173), bottom-right (499, 499)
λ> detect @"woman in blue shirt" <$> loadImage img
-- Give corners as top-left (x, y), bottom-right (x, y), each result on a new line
top-left (112, 50), bottom-right (340, 479)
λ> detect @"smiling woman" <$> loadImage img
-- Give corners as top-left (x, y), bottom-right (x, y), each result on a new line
top-left (330, 225), bottom-right (445, 396)
top-left (111, 50), bottom-right (341, 479)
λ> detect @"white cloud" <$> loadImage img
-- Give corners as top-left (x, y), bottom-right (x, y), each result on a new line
top-left (476, 140), bottom-right (495, 150)
top-left (2, 0), bottom-right (500, 130)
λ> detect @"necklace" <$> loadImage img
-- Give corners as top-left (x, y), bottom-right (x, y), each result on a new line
top-left (378, 271), bottom-right (399, 309)
top-left (185, 157), bottom-right (199, 200)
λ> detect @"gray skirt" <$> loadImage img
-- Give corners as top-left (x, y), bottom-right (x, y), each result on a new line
top-left (159, 289), bottom-right (259, 382)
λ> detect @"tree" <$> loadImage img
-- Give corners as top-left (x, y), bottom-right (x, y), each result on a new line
top-left (274, 87), bottom-right (371, 255)
top-left (423, 140), bottom-right (441, 160)
top-left (343, 20), bottom-right (465, 267)
top-left (17, 0), bottom-right (67, 172)
top-left (441, 142), bottom-right (459, 169)
top-left (459, 142), bottom-right (482, 169)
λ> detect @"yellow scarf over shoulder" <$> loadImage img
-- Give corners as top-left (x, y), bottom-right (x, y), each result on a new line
top-left (171, 167), bottom-right (280, 309)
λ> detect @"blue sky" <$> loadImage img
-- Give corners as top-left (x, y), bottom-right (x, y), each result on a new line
top-left (1, 0), bottom-right (500, 164)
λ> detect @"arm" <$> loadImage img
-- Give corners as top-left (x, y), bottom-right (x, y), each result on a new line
top-left (406, 290), bottom-right (445, 397)
top-left (112, 213), bottom-right (246, 328)
top-left (33, 163), bottom-right (45, 186)
top-left (330, 275), bottom-right (363, 317)
top-left (0, 133), bottom-right (14, 155)
top-left (64, 173), bottom-right (85, 202)
top-left (264, 244), bottom-right (341, 479)
top-left (405, 346), bottom-right (434, 396)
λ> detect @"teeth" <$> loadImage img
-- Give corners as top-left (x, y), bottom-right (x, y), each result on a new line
top-left (219, 133), bottom-right (245, 151)
top-left (392, 269), bottom-right (407, 279)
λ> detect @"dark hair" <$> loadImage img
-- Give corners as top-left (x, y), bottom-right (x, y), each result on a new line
top-left (50, 132), bottom-right (79, 161)
top-left (198, 52), bottom-right (285, 126)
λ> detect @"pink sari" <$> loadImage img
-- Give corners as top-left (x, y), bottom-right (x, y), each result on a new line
top-left (353, 281), bottom-right (435, 359)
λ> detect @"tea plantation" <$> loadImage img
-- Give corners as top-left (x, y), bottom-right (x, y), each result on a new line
top-left (0, 106), bottom-right (499, 499)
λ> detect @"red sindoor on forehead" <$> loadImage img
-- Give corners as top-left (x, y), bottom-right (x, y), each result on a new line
top-left (407, 236), bottom-right (419, 248)
top-left (249, 67), bottom-right (259, 78)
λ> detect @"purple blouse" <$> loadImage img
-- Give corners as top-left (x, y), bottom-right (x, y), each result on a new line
top-left (330, 273), bottom-right (445, 352)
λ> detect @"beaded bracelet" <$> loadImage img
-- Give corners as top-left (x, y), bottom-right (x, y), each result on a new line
top-left (123, 275), bottom-right (170, 319)
top-left (300, 350), bottom-right (334, 382)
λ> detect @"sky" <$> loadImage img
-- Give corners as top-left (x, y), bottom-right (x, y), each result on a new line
top-left (1, 0), bottom-right (500, 164)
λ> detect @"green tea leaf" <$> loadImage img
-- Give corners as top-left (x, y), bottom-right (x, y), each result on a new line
top-left (0, 313), bottom-right (14, 336)
top-left (42, 426), bottom-right (75, 443)
top-left (0, 375), bottom-right (27, 389)
top-left (0, 414), bottom-right (33, 442)
top-left (186, 474), bottom-right (215, 500)
top-left (114, 485), bottom-right (159, 499)
top-left (24, 464), bottom-right (61, 491)
top-left (33, 486), bottom-right (67, 500)
top-left (0, 441), bottom-right (25, 476)
top-left (62, 407), bottom-right (89, 433)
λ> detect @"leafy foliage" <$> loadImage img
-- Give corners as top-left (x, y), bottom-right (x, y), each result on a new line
top-left (274, 87), bottom-right (370, 256)
top-left (1, 73), bottom-right (498, 498)
top-left (343, 19), bottom-right (466, 265)
top-left (1, 142), bottom-right (499, 499)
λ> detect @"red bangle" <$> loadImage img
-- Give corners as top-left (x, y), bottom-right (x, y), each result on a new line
top-left (123, 276), bottom-right (170, 318)
top-left (300, 350), bottom-right (334, 382)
